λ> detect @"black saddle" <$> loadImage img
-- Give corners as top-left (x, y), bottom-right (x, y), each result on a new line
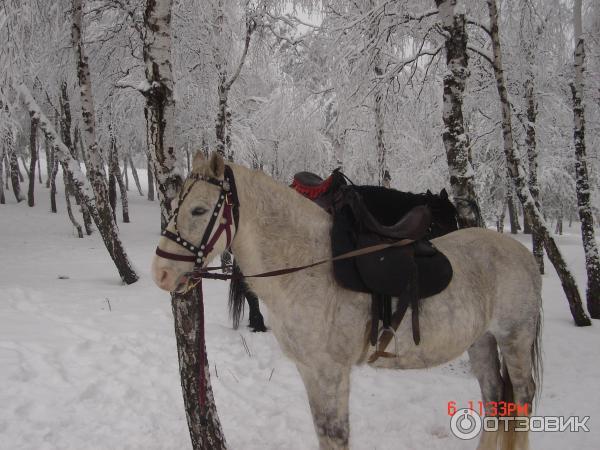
top-left (291, 170), bottom-right (454, 347)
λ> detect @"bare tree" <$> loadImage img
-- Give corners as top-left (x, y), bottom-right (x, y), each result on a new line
top-left (142, 1), bottom-right (227, 448)
top-left (62, 163), bottom-right (84, 238)
top-left (0, 148), bottom-right (5, 204)
top-left (487, 0), bottom-right (590, 326)
top-left (128, 154), bottom-right (144, 196)
top-left (5, 131), bottom-right (23, 202)
top-left (27, 111), bottom-right (38, 206)
top-left (435, 0), bottom-right (484, 228)
top-left (571, 0), bottom-right (600, 319)
top-left (214, 3), bottom-right (257, 161)
top-left (71, 0), bottom-right (138, 284)
top-left (59, 81), bottom-right (93, 234)
top-left (368, 1), bottom-right (390, 187)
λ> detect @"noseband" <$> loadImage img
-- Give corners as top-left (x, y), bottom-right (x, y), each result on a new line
top-left (155, 165), bottom-right (239, 269)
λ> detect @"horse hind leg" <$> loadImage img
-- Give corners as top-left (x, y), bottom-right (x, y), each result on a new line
top-left (468, 332), bottom-right (503, 450)
top-left (496, 322), bottom-right (540, 450)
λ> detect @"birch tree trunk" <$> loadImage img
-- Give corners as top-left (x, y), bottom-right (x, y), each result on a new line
top-left (123, 156), bottom-right (129, 191)
top-left (3, 151), bottom-right (10, 190)
top-left (28, 112), bottom-right (38, 206)
top-left (62, 163), bottom-right (84, 238)
top-left (487, 0), bottom-right (591, 326)
top-left (109, 130), bottom-right (129, 223)
top-left (128, 155), bottom-right (144, 196)
top-left (506, 178), bottom-right (520, 234)
top-left (0, 149), bottom-right (5, 204)
top-left (45, 135), bottom-right (52, 188)
top-left (6, 132), bottom-right (23, 202)
top-left (525, 79), bottom-right (544, 273)
top-left (71, 0), bottom-right (138, 284)
top-left (434, 0), bottom-right (483, 228)
top-left (147, 158), bottom-right (155, 201)
top-left (571, 0), bottom-right (600, 319)
top-left (50, 146), bottom-right (58, 213)
top-left (59, 82), bottom-right (93, 234)
top-left (142, 0), bottom-right (181, 227)
top-left (214, 6), bottom-right (256, 161)
top-left (143, 1), bottom-right (227, 448)
top-left (368, 1), bottom-right (389, 187)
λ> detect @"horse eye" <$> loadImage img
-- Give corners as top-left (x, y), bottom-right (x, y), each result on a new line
top-left (191, 207), bottom-right (207, 216)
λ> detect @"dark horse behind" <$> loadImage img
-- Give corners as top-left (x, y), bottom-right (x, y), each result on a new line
top-left (228, 172), bottom-right (459, 332)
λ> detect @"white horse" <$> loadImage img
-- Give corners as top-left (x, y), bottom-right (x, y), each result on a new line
top-left (152, 152), bottom-right (542, 450)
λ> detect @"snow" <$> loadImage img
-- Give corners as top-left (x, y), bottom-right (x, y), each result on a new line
top-left (1, 170), bottom-right (600, 450)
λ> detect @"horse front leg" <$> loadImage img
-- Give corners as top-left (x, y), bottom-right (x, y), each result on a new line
top-left (296, 361), bottom-right (351, 450)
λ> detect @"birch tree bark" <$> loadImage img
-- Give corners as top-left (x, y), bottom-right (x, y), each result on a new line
top-left (525, 79), bottom-right (544, 273)
top-left (571, 0), bottom-right (600, 319)
top-left (49, 146), bottom-right (58, 213)
top-left (128, 155), bottom-right (144, 196)
top-left (0, 149), bottom-right (5, 204)
top-left (487, 0), bottom-right (591, 326)
top-left (71, 0), bottom-right (138, 284)
top-left (147, 158), bottom-right (155, 201)
top-left (6, 132), bottom-right (23, 202)
top-left (434, 0), bottom-right (483, 228)
top-left (368, 1), bottom-right (389, 187)
top-left (214, 5), bottom-right (256, 161)
top-left (109, 129), bottom-right (129, 223)
top-left (62, 163), bottom-right (84, 238)
top-left (142, 0), bottom-right (181, 227)
top-left (59, 82), bottom-right (93, 235)
top-left (27, 111), bottom-right (38, 207)
top-left (143, 1), bottom-right (227, 448)
top-left (506, 178), bottom-right (520, 234)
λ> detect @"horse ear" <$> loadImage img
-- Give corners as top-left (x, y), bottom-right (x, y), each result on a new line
top-left (426, 189), bottom-right (432, 195)
top-left (440, 188), bottom-right (449, 200)
top-left (208, 151), bottom-right (225, 178)
top-left (192, 151), bottom-right (205, 169)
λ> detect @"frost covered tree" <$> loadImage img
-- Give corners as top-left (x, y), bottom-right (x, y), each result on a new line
top-left (571, 0), bottom-right (600, 319)
top-left (71, 0), bottom-right (138, 284)
top-left (486, 0), bottom-right (590, 326)
top-left (142, 1), bottom-right (227, 447)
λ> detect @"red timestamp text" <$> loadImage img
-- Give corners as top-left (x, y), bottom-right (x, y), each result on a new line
top-left (447, 400), bottom-right (529, 417)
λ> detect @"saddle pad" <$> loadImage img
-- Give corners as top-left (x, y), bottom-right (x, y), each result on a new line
top-left (331, 208), bottom-right (453, 298)
top-left (355, 234), bottom-right (453, 298)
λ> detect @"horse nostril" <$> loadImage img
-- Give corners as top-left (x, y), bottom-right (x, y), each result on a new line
top-left (159, 270), bottom-right (169, 284)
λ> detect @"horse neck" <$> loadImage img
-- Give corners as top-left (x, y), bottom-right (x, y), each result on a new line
top-left (230, 164), bottom-right (332, 279)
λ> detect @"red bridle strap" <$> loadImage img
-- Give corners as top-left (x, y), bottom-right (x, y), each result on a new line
top-left (155, 247), bottom-right (197, 262)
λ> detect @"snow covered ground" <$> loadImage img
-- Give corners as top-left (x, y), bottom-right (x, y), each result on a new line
top-left (1, 171), bottom-right (599, 450)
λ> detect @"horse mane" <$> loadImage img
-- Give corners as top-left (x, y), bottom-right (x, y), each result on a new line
top-left (354, 186), bottom-right (451, 224)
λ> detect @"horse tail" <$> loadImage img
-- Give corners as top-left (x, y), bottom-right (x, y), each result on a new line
top-left (228, 262), bottom-right (246, 329)
top-left (531, 310), bottom-right (543, 408)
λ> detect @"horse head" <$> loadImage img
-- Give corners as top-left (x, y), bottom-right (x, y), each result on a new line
top-left (427, 188), bottom-right (459, 238)
top-left (152, 151), bottom-right (236, 292)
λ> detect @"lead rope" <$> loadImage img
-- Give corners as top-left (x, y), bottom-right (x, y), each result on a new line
top-left (195, 281), bottom-right (207, 410)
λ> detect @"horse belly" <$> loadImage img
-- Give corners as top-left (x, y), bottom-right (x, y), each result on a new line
top-left (365, 289), bottom-right (491, 370)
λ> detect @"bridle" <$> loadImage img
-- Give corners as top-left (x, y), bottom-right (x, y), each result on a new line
top-left (155, 165), bottom-right (239, 272)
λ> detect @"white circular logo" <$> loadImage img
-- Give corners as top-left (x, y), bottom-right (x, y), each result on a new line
top-left (450, 408), bottom-right (482, 440)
